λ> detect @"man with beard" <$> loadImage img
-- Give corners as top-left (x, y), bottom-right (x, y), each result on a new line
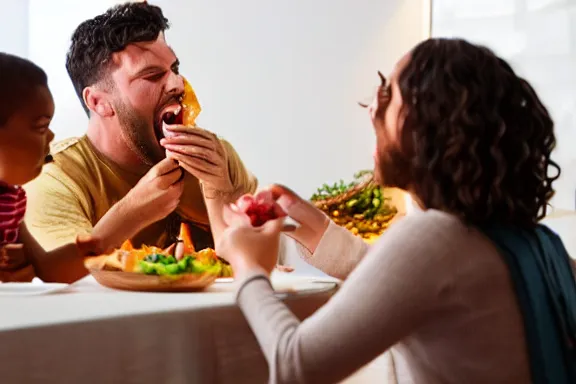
top-left (24, 2), bottom-right (256, 279)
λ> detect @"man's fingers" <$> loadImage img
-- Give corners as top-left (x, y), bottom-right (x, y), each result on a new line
top-left (155, 167), bottom-right (184, 189)
top-left (168, 152), bottom-right (221, 178)
top-left (151, 158), bottom-right (181, 177)
top-left (164, 145), bottom-right (221, 167)
top-left (168, 178), bottom-right (185, 195)
top-left (178, 161), bottom-right (219, 185)
top-left (162, 125), bottom-right (217, 142)
top-left (160, 135), bottom-right (215, 151)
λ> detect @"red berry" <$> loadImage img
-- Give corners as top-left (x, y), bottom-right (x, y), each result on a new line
top-left (246, 201), bottom-right (278, 227)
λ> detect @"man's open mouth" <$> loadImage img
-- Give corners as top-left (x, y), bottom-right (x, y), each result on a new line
top-left (156, 104), bottom-right (183, 140)
top-left (162, 105), bottom-right (183, 126)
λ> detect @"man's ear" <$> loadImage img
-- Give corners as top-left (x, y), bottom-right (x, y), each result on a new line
top-left (83, 86), bottom-right (114, 117)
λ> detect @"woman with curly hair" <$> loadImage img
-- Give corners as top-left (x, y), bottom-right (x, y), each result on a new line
top-left (217, 38), bottom-right (576, 383)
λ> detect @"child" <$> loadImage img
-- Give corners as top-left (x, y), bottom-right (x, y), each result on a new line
top-left (0, 52), bottom-right (103, 283)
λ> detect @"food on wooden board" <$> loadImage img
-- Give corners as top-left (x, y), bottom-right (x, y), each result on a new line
top-left (85, 223), bottom-right (232, 278)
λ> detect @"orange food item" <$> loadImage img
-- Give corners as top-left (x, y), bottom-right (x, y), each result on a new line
top-left (120, 239), bottom-right (133, 251)
top-left (181, 77), bottom-right (201, 126)
top-left (178, 222), bottom-right (195, 254)
top-left (196, 248), bottom-right (218, 262)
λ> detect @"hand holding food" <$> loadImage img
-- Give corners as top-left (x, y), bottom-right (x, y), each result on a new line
top-left (122, 157), bottom-right (184, 229)
top-left (217, 206), bottom-right (286, 278)
top-left (234, 190), bottom-right (286, 227)
top-left (268, 184), bottom-right (331, 253)
top-left (159, 77), bottom-right (233, 196)
top-left (228, 186), bottom-right (328, 253)
top-left (160, 77), bottom-right (201, 137)
top-left (161, 126), bottom-right (233, 196)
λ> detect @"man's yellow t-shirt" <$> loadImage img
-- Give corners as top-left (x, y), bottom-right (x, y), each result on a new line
top-left (24, 135), bottom-right (257, 251)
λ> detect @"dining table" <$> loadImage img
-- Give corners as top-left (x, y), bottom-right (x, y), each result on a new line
top-left (0, 272), bottom-right (340, 384)
top-left (1, 210), bottom-right (574, 384)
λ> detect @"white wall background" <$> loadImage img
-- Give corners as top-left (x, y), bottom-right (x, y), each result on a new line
top-left (1, 0), bottom-right (429, 198)
top-left (0, 0), bottom-right (29, 57)
top-left (155, 0), bottom-right (429, 196)
top-left (27, 0), bottom-right (120, 141)
top-left (432, 0), bottom-right (576, 211)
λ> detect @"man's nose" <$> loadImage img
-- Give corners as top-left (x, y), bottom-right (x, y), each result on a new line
top-left (167, 71), bottom-right (184, 96)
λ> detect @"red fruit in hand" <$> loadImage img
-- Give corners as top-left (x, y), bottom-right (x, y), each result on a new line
top-left (239, 191), bottom-right (284, 227)
top-left (246, 202), bottom-right (277, 227)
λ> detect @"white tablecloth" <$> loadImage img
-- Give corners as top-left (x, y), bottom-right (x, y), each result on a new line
top-left (0, 273), bottom-right (339, 384)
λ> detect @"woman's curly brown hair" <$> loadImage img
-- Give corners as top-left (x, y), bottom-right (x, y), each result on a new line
top-left (395, 38), bottom-right (560, 227)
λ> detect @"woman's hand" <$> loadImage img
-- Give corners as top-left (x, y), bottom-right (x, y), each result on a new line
top-left (232, 185), bottom-right (330, 253)
top-left (217, 204), bottom-right (287, 279)
top-left (267, 184), bottom-right (330, 253)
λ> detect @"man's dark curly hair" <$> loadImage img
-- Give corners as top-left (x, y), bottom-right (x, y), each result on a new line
top-left (65, 1), bottom-right (169, 116)
top-left (390, 38), bottom-right (560, 228)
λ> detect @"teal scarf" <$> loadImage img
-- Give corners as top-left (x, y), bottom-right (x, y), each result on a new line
top-left (480, 224), bottom-right (576, 383)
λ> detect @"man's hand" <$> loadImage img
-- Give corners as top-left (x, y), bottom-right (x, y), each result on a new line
top-left (160, 125), bottom-right (234, 196)
top-left (120, 157), bottom-right (184, 229)
top-left (88, 158), bottom-right (184, 255)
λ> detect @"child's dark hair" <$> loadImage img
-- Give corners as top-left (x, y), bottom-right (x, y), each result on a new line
top-left (0, 52), bottom-right (48, 126)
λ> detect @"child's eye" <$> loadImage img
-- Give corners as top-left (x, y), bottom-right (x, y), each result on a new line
top-left (35, 125), bottom-right (49, 133)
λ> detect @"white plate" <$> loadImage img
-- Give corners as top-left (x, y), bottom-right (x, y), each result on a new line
top-left (215, 277), bottom-right (234, 283)
top-left (0, 282), bottom-right (70, 296)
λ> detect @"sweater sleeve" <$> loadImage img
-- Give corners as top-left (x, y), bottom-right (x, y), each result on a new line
top-left (294, 221), bottom-right (369, 280)
top-left (237, 211), bottom-right (458, 384)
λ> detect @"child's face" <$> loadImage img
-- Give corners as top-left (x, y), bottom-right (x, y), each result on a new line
top-left (0, 85), bottom-right (55, 186)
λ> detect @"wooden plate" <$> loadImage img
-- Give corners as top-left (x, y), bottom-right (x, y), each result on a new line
top-left (89, 269), bottom-right (218, 292)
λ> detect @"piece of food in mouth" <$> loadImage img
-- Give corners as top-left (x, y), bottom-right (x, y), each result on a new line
top-left (238, 191), bottom-right (283, 227)
top-left (84, 223), bottom-right (233, 278)
top-left (161, 77), bottom-right (202, 139)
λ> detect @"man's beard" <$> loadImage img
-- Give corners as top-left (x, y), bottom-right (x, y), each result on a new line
top-left (115, 100), bottom-right (164, 166)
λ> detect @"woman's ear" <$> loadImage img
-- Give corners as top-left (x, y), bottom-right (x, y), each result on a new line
top-left (83, 86), bottom-right (114, 117)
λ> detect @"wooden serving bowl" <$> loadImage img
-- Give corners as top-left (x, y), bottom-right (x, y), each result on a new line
top-left (89, 269), bottom-right (218, 292)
